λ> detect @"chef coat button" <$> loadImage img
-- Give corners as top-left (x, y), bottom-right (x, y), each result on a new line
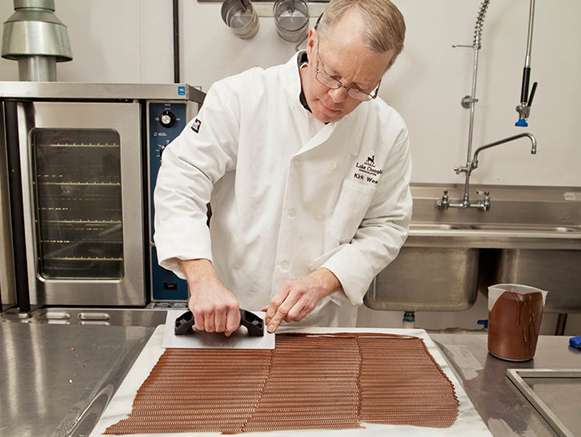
top-left (350, 148), bottom-right (358, 157)
top-left (329, 162), bottom-right (337, 170)
top-left (293, 156), bottom-right (302, 164)
top-left (308, 262), bottom-right (317, 271)
top-left (291, 104), bottom-right (296, 110)
top-left (288, 208), bottom-right (297, 218)
top-left (280, 261), bottom-right (290, 272)
top-left (315, 211), bottom-right (324, 221)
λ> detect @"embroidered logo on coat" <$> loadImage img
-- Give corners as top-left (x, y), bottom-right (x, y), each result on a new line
top-left (354, 155), bottom-right (383, 184)
top-left (191, 118), bottom-right (201, 133)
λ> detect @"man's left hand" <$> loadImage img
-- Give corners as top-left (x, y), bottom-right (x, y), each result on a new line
top-left (261, 268), bottom-right (341, 333)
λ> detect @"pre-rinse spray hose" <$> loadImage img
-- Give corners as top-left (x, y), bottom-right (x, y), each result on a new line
top-left (473, 0), bottom-right (490, 49)
top-left (516, 0), bottom-right (538, 127)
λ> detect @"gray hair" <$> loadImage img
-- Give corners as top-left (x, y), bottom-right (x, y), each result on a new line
top-left (317, 0), bottom-right (406, 70)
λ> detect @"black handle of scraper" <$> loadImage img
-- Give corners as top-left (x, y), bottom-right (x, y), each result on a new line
top-left (174, 309), bottom-right (264, 336)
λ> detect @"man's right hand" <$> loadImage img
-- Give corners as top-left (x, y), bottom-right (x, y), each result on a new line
top-left (178, 259), bottom-right (241, 336)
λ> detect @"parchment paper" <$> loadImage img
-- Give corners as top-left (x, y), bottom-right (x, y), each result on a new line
top-left (89, 327), bottom-right (492, 437)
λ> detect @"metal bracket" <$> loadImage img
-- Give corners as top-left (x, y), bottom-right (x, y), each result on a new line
top-left (507, 368), bottom-right (581, 437)
top-left (461, 95), bottom-right (478, 109)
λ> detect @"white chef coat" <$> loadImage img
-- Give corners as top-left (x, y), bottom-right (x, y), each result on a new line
top-left (154, 52), bottom-right (412, 327)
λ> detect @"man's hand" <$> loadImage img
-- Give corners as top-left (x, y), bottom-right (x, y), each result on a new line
top-left (261, 268), bottom-right (341, 333)
top-left (179, 259), bottom-right (241, 336)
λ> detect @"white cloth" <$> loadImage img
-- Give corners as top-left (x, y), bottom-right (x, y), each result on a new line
top-left (154, 52), bottom-right (412, 327)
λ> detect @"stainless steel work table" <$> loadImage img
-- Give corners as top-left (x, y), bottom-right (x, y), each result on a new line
top-left (431, 334), bottom-right (581, 437)
top-left (1, 323), bottom-right (579, 437)
top-left (0, 323), bottom-right (154, 437)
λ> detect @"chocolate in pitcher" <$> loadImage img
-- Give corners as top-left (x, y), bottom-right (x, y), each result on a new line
top-left (488, 289), bottom-right (544, 361)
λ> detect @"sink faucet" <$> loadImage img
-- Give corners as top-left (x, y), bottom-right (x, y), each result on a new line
top-left (437, 133), bottom-right (537, 211)
top-left (437, 1), bottom-right (538, 212)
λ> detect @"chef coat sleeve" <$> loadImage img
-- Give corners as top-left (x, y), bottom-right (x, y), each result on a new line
top-left (153, 82), bottom-right (239, 279)
top-left (321, 129), bottom-right (412, 307)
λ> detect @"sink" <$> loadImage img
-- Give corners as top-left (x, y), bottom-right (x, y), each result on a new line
top-left (489, 249), bottom-right (581, 313)
top-left (364, 247), bottom-right (479, 311)
top-left (364, 184), bottom-right (581, 313)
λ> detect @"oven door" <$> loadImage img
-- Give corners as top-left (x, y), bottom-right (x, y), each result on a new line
top-left (17, 101), bottom-right (145, 306)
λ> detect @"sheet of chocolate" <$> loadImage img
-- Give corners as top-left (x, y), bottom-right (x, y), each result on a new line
top-left (90, 327), bottom-right (492, 437)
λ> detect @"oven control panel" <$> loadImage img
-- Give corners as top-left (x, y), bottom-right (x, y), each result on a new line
top-left (148, 101), bottom-right (189, 301)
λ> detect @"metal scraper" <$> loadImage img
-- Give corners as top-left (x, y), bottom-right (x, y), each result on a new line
top-left (161, 309), bottom-right (275, 349)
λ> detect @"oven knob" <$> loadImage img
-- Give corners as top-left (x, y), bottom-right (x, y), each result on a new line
top-left (159, 111), bottom-right (176, 128)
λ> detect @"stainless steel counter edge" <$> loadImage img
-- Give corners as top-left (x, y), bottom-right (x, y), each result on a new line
top-left (0, 81), bottom-right (206, 102)
top-left (406, 233), bottom-right (581, 250)
top-left (1, 306), bottom-right (174, 327)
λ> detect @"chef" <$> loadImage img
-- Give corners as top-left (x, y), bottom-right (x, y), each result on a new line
top-left (154, 0), bottom-right (412, 335)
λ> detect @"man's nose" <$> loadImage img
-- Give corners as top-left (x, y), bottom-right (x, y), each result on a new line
top-left (328, 86), bottom-right (348, 103)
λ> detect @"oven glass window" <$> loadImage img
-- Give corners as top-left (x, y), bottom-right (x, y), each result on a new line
top-left (32, 129), bottom-right (124, 279)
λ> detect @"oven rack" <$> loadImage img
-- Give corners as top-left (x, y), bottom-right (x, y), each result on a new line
top-left (41, 143), bottom-right (119, 148)
top-left (38, 181), bottom-right (121, 186)
top-left (40, 219), bottom-right (122, 224)
top-left (41, 256), bottom-right (123, 262)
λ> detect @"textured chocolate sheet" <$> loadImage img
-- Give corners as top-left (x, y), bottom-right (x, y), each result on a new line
top-left (104, 333), bottom-right (458, 435)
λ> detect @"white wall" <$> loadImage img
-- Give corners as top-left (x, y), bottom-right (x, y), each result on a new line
top-left (1, 0), bottom-right (579, 186)
top-left (1, 1), bottom-right (580, 331)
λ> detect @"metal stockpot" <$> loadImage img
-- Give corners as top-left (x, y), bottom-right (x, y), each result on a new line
top-left (273, 0), bottom-right (309, 43)
top-left (221, 0), bottom-right (259, 40)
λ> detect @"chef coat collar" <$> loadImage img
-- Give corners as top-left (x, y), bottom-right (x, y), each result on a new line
top-left (285, 51), bottom-right (324, 120)
top-left (297, 51), bottom-right (311, 113)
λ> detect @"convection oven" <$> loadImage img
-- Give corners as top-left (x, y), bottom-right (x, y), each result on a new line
top-left (0, 83), bottom-right (204, 309)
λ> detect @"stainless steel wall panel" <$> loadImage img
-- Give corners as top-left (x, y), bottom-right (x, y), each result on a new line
top-left (0, 103), bottom-right (17, 309)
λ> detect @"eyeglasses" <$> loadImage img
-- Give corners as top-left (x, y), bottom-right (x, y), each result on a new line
top-left (314, 40), bottom-right (381, 102)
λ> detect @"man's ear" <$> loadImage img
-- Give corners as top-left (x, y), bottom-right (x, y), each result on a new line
top-left (306, 28), bottom-right (317, 61)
